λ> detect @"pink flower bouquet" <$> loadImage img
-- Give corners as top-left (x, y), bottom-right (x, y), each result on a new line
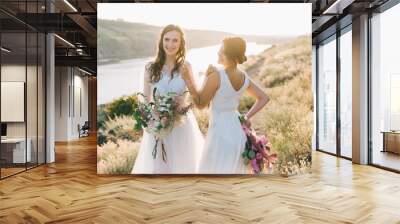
top-left (239, 114), bottom-right (278, 174)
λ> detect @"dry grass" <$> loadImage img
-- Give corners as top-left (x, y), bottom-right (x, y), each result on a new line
top-left (101, 115), bottom-right (142, 143)
top-left (252, 72), bottom-right (312, 175)
top-left (97, 139), bottom-right (140, 174)
top-left (192, 108), bottom-right (209, 135)
top-left (242, 36), bottom-right (313, 176)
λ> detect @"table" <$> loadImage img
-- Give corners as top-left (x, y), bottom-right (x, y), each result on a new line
top-left (1, 138), bottom-right (32, 163)
top-left (381, 131), bottom-right (400, 154)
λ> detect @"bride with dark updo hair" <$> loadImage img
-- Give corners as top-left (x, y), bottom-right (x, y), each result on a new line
top-left (181, 37), bottom-right (269, 173)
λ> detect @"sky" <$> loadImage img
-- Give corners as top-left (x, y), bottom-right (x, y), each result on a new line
top-left (98, 3), bottom-right (311, 37)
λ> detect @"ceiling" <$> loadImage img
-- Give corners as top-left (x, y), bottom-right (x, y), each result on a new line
top-left (0, 0), bottom-right (395, 75)
top-left (0, 0), bottom-right (98, 75)
top-left (309, 0), bottom-right (390, 43)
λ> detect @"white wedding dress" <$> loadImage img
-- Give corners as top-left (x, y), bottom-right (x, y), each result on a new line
top-left (132, 66), bottom-right (204, 174)
top-left (197, 68), bottom-right (251, 174)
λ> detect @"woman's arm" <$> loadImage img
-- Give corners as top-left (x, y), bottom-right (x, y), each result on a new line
top-left (245, 78), bottom-right (269, 120)
top-left (181, 63), bottom-right (220, 109)
top-left (143, 63), bottom-right (152, 102)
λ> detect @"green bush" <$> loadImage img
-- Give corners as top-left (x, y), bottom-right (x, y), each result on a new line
top-left (97, 104), bottom-right (107, 130)
top-left (106, 95), bottom-right (138, 120)
top-left (97, 95), bottom-right (139, 146)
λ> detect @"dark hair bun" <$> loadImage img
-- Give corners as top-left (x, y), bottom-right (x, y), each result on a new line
top-left (222, 37), bottom-right (247, 64)
top-left (238, 55), bottom-right (247, 64)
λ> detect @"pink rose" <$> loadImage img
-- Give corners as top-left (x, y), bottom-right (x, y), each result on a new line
top-left (241, 124), bottom-right (251, 135)
top-left (251, 159), bottom-right (260, 173)
top-left (257, 135), bottom-right (268, 146)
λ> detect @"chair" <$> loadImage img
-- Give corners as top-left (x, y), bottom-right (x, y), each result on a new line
top-left (78, 121), bottom-right (90, 138)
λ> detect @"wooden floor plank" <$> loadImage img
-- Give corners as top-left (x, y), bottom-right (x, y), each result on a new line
top-left (0, 135), bottom-right (399, 223)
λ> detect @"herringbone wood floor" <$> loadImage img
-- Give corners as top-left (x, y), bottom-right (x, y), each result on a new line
top-left (0, 135), bottom-right (400, 224)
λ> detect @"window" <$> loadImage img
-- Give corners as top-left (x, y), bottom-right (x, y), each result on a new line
top-left (0, 2), bottom-right (47, 179)
top-left (317, 35), bottom-right (337, 154)
top-left (371, 2), bottom-right (400, 171)
top-left (340, 27), bottom-right (352, 158)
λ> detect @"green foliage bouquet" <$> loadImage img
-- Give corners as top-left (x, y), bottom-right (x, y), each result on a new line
top-left (133, 88), bottom-right (193, 162)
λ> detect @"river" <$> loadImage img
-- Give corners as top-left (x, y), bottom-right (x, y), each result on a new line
top-left (98, 43), bottom-right (270, 105)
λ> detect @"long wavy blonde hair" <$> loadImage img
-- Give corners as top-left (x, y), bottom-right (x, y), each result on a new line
top-left (148, 24), bottom-right (186, 83)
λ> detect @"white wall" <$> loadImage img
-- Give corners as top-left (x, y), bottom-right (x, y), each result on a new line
top-left (70, 72), bottom-right (89, 139)
top-left (1, 82), bottom-right (25, 122)
top-left (1, 65), bottom-right (35, 138)
top-left (55, 67), bottom-right (69, 141)
top-left (1, 65), bottom-right (26, 132)
top-left (55, 67), bottom-right (89, 141)
top-left (1, 63), bottom-right (46, 163)
top-left (73, 70), bottom-right (89, 139)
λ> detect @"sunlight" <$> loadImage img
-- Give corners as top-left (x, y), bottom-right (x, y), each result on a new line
top-left (98, 3), bottom-right (311, 37)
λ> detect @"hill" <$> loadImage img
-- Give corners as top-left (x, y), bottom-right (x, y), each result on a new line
top-left (97, 19), bottom-right (295, 63)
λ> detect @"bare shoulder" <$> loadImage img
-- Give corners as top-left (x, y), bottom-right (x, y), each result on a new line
top-left (145, 61), bottom-right (153, 70)
top-left (201, 69), bottom-right (220, 91)
top-left (144, 62), bottom-right (153, 80)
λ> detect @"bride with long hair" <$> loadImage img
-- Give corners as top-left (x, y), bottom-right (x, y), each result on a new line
top-left (132, 24), bottom-right (204, 174)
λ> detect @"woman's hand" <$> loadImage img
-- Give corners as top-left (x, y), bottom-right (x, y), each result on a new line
top-left (180, 62), bottom-right (192, 82)
top-left (206, 64), bottom-right (217, 76)
top-left (244, 117), bottom-right (252, 128)
top-left (240, 114), bottom-right (252, 128)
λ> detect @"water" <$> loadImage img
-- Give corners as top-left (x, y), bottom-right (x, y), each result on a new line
top-left (98, 43), bottom-right (270, 105)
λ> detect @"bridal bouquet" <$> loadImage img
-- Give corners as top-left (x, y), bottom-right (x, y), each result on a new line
top-left (239, 114), bottom-right (278, 174)
top-left (133, 88), bottom-right (193, 162)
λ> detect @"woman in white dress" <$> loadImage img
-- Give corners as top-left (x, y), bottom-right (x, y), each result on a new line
top-left (132, 25), bottom-right (204, 174)
top-left (181, 37), bottom-right (269, 174)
